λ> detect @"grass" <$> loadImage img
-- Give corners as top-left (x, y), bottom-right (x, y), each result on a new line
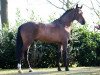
top-left (0, 67), bottom-right (100, 75)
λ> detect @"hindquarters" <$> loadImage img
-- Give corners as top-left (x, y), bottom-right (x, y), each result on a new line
top-left (16, 22), bottom-right (39, 73)
top-left (16, 22), bottom-right (39, 61)
top-left (16, 26), bottom-right (23, 62)
top-left (20, 22), bottom-right (39, 42)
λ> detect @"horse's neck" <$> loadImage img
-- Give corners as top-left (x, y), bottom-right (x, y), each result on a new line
top-left (52, 12), bottom-right (74, 29)
top-left (51, 20), bottom-right (72, 33)
top-left (60, 13), bottom-right (74, 27)
top-left (60, 14), bottom-right (73, 33)
top-left (52, 18), bottom-right (72, 28)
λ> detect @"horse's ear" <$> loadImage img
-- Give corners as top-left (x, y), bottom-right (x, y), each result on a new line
top-left (76, 4), bottom-right (78, 8)
top-left (80, 5), bottom-right (83, 9)
top-left (76, 4), bottom-right (83, 9)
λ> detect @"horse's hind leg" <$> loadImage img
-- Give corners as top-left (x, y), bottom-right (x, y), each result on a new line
top-left (17, 45), bottom-right (33, 73)
top-left (26, 45), bottom-right (33, 72)
top-left (23, 42), bottom-right (33, 72)
top-left (17, 47), bottom-right (24, 73)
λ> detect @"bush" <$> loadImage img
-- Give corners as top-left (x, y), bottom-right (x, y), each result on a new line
top-left (29, 42), bottom-right (58, 68)
top-left (0, 27), bottom-right (58, 69)
top-left (0, 28), bottom-right (17, 69)
top-left (0, 10), bottom-right (100, 68)
top-left (70, 25), bottom-right (100, 66)
top-left (0, 25), bottom-right (100, 69)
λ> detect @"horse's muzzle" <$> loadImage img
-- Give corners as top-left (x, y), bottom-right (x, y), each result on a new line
top-left (81, 19), bottom-right (85, 25)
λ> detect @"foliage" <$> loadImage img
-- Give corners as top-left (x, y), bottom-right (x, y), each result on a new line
top-left (0, 9), bottom-right (58, 69)
top-left (29, 42), bottom-right (58, 68)
top-left (70, 25), bottom-right (100, 66)
top-left (0, 27), bottom-right (17, 69)
top-left (0, 24), bottom-right (100, 69)
top-left (15, 9), bottom-right (43, 26)
top-left (0, 9), bottom-right (100, 69)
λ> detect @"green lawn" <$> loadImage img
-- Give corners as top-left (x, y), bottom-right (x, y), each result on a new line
top-left (0, 67), bottom-right (100, 75)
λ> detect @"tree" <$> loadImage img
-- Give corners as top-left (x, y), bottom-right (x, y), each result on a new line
top-left (47, 0), bottom-right (80, 11)
top-left (89, 0), bottom-right (100, 19)
top-left (1, 0), bottom-right (9, 28)
top-left (47, 0), bottom-right (69, 10)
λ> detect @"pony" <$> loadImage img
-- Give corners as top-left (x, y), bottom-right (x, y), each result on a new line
top-left (16, 4), bottom-right (85, 73)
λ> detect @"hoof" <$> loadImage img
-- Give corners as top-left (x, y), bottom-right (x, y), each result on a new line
top-left (58, 68), bottom-right (62, 71)
top-left (29, 68), bottom-right (33, 72)
top-left (65, 67), bottom-right (69, 71)
top-left (18, 70), bottom-right (23, 73)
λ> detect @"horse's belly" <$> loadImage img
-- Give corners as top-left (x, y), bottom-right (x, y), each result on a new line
top-left (35, 33), bottom-right (61, 43)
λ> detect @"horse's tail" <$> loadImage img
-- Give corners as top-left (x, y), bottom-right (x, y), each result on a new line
top-left (16, 26), bottom-right (23, 62)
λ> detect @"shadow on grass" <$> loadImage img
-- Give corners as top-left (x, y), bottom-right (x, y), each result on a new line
top-left (4, 71), bottom-right (100, 75)
top-left (0, 71), bottom-right (63, 75)
top-left (0, 67), bottom-right (100, 75)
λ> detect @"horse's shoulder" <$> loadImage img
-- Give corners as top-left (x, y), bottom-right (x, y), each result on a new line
top-left (64, 26), bottom-right (71, 33)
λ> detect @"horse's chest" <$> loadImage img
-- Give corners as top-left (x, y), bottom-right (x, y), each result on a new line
top-left (65, 26), bottom-right (71, 33)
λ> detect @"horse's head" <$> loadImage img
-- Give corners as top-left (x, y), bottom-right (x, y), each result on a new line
top-left (74, 4), bottom-right (85, 25)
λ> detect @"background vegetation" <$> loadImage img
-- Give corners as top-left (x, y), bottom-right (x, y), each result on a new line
top-left (0, 14), bottom-right (100, 69)
top-left (0, 0), bottom-right (100, 69)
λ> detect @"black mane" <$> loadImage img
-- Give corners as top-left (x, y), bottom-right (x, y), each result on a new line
top-left (52, 8), bottom-right (74, 27)
top-left (61, 8), bottom-right (74, 17)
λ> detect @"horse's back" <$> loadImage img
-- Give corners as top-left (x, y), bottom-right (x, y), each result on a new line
top-left (18, 22), bottom-right (69, 43)
top-left (20, 22), bottom-right (38, 31)
top-left (35, 23), bottom-right (65, 42)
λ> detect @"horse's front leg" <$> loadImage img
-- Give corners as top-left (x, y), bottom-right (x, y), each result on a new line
top-left (56, 45), bottom-right (62, 71)
top-left (62, 42), bottom-right (69, 71)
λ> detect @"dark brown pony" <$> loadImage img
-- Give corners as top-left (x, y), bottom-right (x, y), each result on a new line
top-left (16, 4), bottom-right (85, 73)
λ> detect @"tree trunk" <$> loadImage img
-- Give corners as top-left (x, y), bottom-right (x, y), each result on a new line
top-left (1, 0), bottom-right (9, 28)
top-left (66, 0), bottom-right (70, 9)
